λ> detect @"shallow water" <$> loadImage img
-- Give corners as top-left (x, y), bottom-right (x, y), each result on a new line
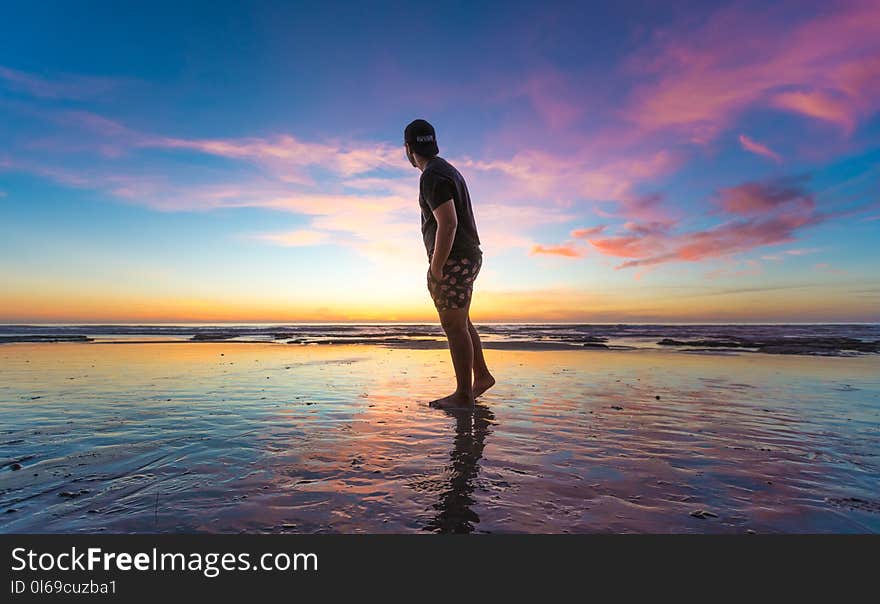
top-left (3, 322), bottom-right (880, 351)
top-left (1, 342), bottom-right (878, 533)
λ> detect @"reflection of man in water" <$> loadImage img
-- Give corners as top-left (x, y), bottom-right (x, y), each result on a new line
top-left (405, 118), bottom-right (495, 409)
top-left (424, 404), bottom-right (495, 534)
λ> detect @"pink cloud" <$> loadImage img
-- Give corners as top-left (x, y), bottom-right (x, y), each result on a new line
top-left (53, 111), bottom-right (403, 183)
top-left (460, 148), bottom-right (679, 206)
top-left (458, 147), bottom-right (683, 260)
top-left (621, 220), bottom-right (674, 236)
top-left (571, 225), bottom-right (605, 238)
top-left (739, 134), bottom-right (781, 162)
top-left (771, 90), bottom-right (856, 133)
top-left (4, 114), bottom-right (585, 271)
top-left (530, 244), bottom-right (584, 258)
top-left (665, 216), bottom-right (815, 265)
top-left (158, 134), bottom-right (401, 178)
top-left (623, 2), bottom-right (880, 140)
top-left (11, 85), bottom-right (688, 266)
top-left (588, 219), bottom-right (674, 258)
top-left (717, 177), bottom-right (814, 216)
top-left (3, 108), bottom-right (583, 267)
top-left (613, 193), bottom-right (676, 223)
top-left (584, 178), bottom-right (825, 269)
top-left (5, 35), bottom-right (871, 281)
top-left (589, 235), bottom-right (654, 259)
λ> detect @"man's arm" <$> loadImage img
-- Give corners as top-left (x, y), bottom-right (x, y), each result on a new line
top-left (430, 199), bottom-right (457, 281)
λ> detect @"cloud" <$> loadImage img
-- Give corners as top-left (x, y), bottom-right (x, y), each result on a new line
top-left (739, 134), bottom-right (781, 162)
top-left (588, 220), bottom-right (674, 258)
top-left (3, 66), bottom-right (686, 271)
top-left (771, 90), bottom-right (856, 133)
top-left (761, 247), bottom-right (821, 261)
top-left (3, 108), bottom-right (585, 268)
top-left (0, 66), bottom-right (120, 100)
top-left (54, 110), bottom-right (405, 184)
top-left (252, 229), bottom-right (329, 247)
top-left (157, 134), bottom-right (402, 180)
top-left (585, 177), bottom-right (825, 269)
top-left (460, 148), bottom-right (679, 206)
top-left (623, 2), bottom-right (880, 140)
top-left (530, 244), bottom-right (584, 258)
top-left (571, 225), bottom-right (605, 238)
top-left (4, 28), bottom-right (872, 282)
top-left (613, 193), bottom-right (676, 223)
top-left (717, 176), bottom-right (813, 216)
top-left (590, 235), bottom-right (657, 259)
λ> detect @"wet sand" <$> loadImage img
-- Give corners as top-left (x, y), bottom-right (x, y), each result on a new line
top-left (1, 341), bottom-right (878, 533)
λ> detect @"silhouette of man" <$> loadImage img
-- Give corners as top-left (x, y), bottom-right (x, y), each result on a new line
top-left (405, 119), bottom-right (495, 409)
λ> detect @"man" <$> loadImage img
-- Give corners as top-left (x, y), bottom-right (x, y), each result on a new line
top-left (405, 118), bottom-right (495, 409)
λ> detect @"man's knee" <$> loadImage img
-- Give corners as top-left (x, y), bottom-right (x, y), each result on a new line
top-left (439, 309), bottom-right (469, 334)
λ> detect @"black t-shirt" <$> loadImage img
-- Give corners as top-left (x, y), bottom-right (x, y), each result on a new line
top-left (419, 156), bottom-right (481, 259)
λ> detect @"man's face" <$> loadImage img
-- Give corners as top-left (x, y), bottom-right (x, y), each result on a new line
top-left (404, 142), bottom-right (418, 168)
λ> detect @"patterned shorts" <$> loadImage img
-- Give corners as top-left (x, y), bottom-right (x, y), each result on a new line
top-left (427, 254), bottom-right (483, 312)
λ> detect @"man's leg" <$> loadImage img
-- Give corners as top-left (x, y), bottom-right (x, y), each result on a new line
top-left (468, 318), bottom-right (495, 397)
top-left (430, 306), bottom-right (474, 409)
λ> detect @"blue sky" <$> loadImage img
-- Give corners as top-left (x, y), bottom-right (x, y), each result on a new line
top-left (1, 0), bottom-right (879, 322)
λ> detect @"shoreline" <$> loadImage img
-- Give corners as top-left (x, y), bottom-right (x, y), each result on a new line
top-left (2, 335), bottom-right (879, 356)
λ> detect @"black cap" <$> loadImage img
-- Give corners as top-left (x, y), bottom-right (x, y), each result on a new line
top-left (404, 119), bottom-right (439, 156)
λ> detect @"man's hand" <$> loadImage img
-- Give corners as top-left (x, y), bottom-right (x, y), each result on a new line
top-left (430, 261), bottom-right (444, 282)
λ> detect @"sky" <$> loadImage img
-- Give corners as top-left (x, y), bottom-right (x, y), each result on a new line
top-left (1, 0), bottom-right (878, 323)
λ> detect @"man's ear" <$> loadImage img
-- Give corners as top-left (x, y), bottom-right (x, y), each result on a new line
top-left (405, 142), bottom-right (418, 168)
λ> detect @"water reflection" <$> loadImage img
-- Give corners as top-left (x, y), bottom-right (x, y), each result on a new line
top-left (2, 342), bottom-right (878, 534)
top-left (424, 404), bottom-right (495, 533)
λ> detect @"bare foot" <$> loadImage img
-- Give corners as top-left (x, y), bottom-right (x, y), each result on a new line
top-left (429, 392), bottom-right (475, 410)
top-left (473, 374), bottom-right (496, 398)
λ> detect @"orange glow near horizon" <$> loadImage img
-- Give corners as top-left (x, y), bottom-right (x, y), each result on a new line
top-left (2, 284), bottom-right (878, 324)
